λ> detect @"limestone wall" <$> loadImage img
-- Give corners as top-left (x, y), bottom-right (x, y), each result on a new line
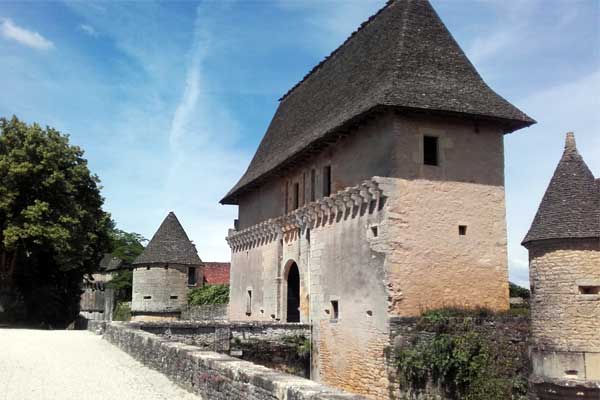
top-left (527, 238), bottom-right (600, 386)
top-left (94, 322), bottom-right (366, 400)
top-left (528, 239), bottom-right (600, 351)
top-left (181, 304), bottom-right (228, 321)
top-left (378, 177), bottom-right (509, 315)
top-left (131, 264), bottom-right (189, 314)
top-left (228, 240), bottom-right (280, 321)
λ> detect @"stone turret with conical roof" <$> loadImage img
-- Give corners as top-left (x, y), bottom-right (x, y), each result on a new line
top-left (131, 212), bottom-right (202, 320)
top-left (523, 133), bottom-right (600, 398)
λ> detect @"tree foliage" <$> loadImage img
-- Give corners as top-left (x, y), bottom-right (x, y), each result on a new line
top-left (0, 116), bottom-right (111, 326)
top-left (509, 282), bottom-right (530, 299)
top-left (105, 229), bottom-right (146, 299)
top-left (187, 284), bottom-right (229, 305)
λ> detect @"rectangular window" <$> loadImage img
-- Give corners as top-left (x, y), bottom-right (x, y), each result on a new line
top-left (310, 169), bottom-right (316, 201)
top-left (143, 296), bottom-right (151, 300)
top-left (170, 295), bottom-right (178, 300)
top-left (246, 290), bottom-right (252, 316)
top-left (579, 286), bottom-right (600, 295)
top-left (331, 300), bottom-right (339, 320)
top-left (323, 165), bottom-right (331, 197)
top-left (293, 182), bottom-right (299, 210)
top-left (459, 225), bottom-right (467, 236)
top-left (423, 136), bottom-right (439, 166)
top-left (188, 267), bottom-right (197, 285)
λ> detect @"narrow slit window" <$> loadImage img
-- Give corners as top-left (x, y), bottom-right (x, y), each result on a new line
top-left (423, 136), bottom-right (439, 166)
top-left (371, 226), bottom-right (378, 237)
top-left (310, 169), bottom-right (316, 201)
top-left (331, 300), bottom-right (339, 320)
top-left (323, 165), bottom-right (331, 197)
top-left (246, 290), bottom-right (252, 315)
top-left (579, 286), bottom-right (600, 295)
top-left (459, 225), bottom-right (467, 236)
top-left (143, 295), bottom-right (151, 300)
top-left (284, 182), bottom-right (289, 214)
top-left (170, 295), bottom-right (178, 300)
top-left (188, 267), bottom-right (197, 285)
top-left (293, 182), bottom-right (299, 210)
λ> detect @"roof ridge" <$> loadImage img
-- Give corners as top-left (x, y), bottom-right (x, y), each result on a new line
top-left (279, 0), bottom-right (396, 102)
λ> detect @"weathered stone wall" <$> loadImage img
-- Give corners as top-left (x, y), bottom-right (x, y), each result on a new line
top-left (378, 177), bottom-right (509, 315)
top-left (228, 239), bottom-right (280, 321)
top-left (131, 264), bottom-right (189, 315)
top-left (92, 322), bottom-right (366, 400)
top-left (527, 238), bottom-right (600, 386)
top-left (181, 304), bottom-right (228, 321)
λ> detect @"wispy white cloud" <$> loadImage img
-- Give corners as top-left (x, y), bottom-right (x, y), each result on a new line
top-left (0, 18), bottom-right (54, 50)
top-left (506, 69), bottom-right (600, 287)
top-left (78, 24), bottom-right (98, 37)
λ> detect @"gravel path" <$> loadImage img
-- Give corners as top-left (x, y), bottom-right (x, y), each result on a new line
top-left (0, 329), bottom-right (202, 400)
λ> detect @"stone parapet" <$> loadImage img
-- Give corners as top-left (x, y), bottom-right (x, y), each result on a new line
top-left (93, 322), bottom-right (366, 400)
top-left (226, 178), bottom-right (384, 253)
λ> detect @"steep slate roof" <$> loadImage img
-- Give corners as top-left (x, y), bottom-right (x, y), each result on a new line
top-left (99, 254), bottom-right (124, 272)
top-left (523, 133), bottom-right (600, 245)
top-left (221, 0), bottom-right (535, 204)
top-left (133, 212), bottom-right (202, 266)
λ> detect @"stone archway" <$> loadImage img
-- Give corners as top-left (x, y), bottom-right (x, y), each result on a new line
top-left (286, 262), bottom-right (300, 323)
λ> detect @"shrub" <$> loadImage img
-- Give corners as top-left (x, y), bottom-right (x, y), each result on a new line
top-left (187, 284), bottom-right (229, 305)
top-left (112, 302), bottom-right (131, 321)
top-left (396, 310), bottom-right (528, 400)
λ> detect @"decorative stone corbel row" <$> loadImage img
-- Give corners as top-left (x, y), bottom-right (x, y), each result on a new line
top-left (226, 178), bottom-right (383, 252)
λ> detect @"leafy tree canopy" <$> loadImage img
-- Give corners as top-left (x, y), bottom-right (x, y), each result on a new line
top-left (109, 229), bottom-right (146, 264)
top-left (0, 116), bottom-right (111, 326)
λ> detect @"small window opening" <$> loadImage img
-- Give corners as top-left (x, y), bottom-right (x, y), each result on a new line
top-left (423, 136), bottom-right (439, 166)
top-left (459, 225), bottom-right (467, 236)
top-left (246, 290), bottom-right (252, 316)
top-left (579, 286), bottom-right (600, 295)
top-left (310, 169), bottom-right (316, 201)
top-left (188, 267), bottom-right (197, 285)
top-left (170, 295), bottom-right (178, 300)
top-left (331, 300), bottom-right (339, 320)
top-left (293, 182), bottom-right (299, 210)
top-left (143, 296), bottom-right (151, 300)
top-left (323, 165), bottom-right (331, 197)
top-left (146, 266), bottom-right (150, 270)
top-left (371, 226), bottom-right (378, 237)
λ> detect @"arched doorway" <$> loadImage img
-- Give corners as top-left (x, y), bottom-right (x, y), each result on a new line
top-left (286, 262), bottom-right (300, 322)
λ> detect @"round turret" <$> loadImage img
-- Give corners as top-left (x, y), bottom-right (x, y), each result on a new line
top-left (523, 133), bottom-right (600, 398)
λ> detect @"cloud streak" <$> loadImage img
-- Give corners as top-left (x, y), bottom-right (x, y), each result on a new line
top-left (78, 24), bottom-right (98, 37)
top-left (1, 18), bottom-right (54, 50)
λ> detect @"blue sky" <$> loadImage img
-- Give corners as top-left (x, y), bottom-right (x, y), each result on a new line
top-left (1, 0), bottom-right (598, 287)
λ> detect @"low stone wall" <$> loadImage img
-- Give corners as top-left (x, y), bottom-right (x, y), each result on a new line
top-left (93, 322), bottom-right (365, 400)
top-left (181, 304), bottom-right (228, 321)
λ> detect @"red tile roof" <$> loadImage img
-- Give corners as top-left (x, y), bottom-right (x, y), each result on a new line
top-left (202, 262), bottom-right (230, 285)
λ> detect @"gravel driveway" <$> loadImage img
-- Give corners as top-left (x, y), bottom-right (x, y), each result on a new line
top-left (0, 329), bottom-right (202, 400)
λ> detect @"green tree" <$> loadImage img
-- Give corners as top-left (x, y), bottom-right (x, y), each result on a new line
top-left (0, 116), bottom-right (111, 327)
top-left (106, 229), bottom-right (146, 301)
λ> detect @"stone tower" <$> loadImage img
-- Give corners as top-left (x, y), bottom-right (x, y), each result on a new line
top-left (522, 133), bottom-right (600, 398)
top-left (131, 212), bottom-right (202, 321)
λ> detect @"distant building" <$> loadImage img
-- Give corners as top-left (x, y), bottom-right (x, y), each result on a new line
top-left (80, 254), bottom-right (126, 321)
top-left (130, 212), bottom-right (202, 321)
top-left (202, 262), bottom-right (230, 285)
top-left (220, 0), bottom-right (534, 397)
top-left (523, 133), bottom-right (599, 399)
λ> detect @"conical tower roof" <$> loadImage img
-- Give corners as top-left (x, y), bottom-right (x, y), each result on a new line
top-left (133, 212), bottom-right (202, 265)
top-left (523, 133), bottom-right (600, 245)
top-left (221, 0), bottom-right (535, 204)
